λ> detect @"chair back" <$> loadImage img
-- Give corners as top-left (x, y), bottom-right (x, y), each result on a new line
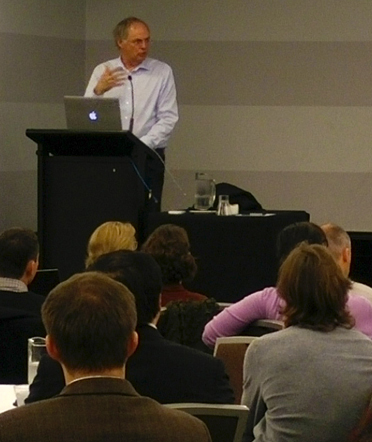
top-left (165, 403), bottom-right (249, 442)
top-left (241, 318), bottom-right (284, 337)
top-left (213, 336), bottom-right (257, 404)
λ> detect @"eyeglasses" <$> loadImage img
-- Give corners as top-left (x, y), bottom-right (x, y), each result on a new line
top-left (128, 37), bottom-right (151, 46)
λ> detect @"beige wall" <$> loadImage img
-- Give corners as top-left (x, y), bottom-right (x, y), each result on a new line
top-left (0, 1), bottom-right (85, 230)
top-left (2, 1), bottom-right (372, 231)
top-left (85, 0), bottom-right (372, 231)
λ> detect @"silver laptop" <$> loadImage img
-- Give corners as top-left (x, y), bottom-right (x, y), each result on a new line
top-left (64, 96), bottom-right (123, 131)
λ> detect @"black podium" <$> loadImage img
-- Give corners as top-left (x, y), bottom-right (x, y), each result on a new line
top-left (26, 129), bottom-right (162, 280)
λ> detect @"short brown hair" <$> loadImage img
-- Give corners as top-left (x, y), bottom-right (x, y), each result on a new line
top-left (42, 272), bottom-right (137, 372)
top-left (0, 227), bottom-right (39, 278)
top-left (277, 243), bottom-right (354, 332)
top-left (85, 221), bottom-right (137, 268)
top-left (142, 224), bottom-right (197, 285)
top-left (113, 17), bottom-right (150, 48)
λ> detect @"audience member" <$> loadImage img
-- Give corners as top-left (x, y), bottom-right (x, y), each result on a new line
top-left (85, 221), bottom-right (137, 267)
top-left (26, 251), bottom-right (234, 404)
top-left (0, 227), bottom-right (44, 313)
top-left (322, 222), bottom-right (372, 303)
top-left (142, 224), bottom-right (208, 306)
top-left (0, 227), bottom-right (45, 383)
top-left (202, 222), bottom-right (372, 347)
top-left (241, 243), bottom-right (372, 442)
top-left (0, 272), bottom-right (211, 442)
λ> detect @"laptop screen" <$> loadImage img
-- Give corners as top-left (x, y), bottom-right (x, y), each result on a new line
top-left (64, 96), bottom-right (123, 131)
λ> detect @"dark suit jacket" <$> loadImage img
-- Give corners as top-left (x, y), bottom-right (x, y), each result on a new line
top-left (0, 289), bottom-right (45, 314)
top-left (0, 302), bottom-right (45, 384)
top-left (27, 325), bottom-right (234, 404)
top-left (0, 378), bottom-right (211, 442)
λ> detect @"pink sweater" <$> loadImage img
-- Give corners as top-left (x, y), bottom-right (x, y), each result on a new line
top-left (202, 286), bottom-right (372, 347)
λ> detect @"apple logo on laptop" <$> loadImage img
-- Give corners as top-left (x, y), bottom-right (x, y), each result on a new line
top-left (89, 110), bottom-right (98, 121)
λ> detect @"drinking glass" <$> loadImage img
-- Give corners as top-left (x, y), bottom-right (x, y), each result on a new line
top-left (194, 172), bottom-right (216, 210)
top-left (217, 195), bottom-right (233, 216)
top-left (28, 337), bottom-right (46, 384)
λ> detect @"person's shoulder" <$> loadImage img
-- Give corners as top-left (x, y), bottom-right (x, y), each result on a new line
top-left (260, 286), bottom-right (279, 299)
top-left (248, 326), bottom-right (300, 351)
top-left (145, 57), bottom-right (173, 72)
top-left (93, 57), bottom-right (121, 71)
top-left (158, 334), bottom-right (223, 366)
top-left (26, 290), bottom-right (46, 304)
top-left (0, 396), bottom-right (51, 423)
top-left (351, 282), bottom-right (372, 303)
top-left (348, 289), bottom-right (372, 308)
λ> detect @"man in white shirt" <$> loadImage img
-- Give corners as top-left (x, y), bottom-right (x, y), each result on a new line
top-left (85, 17), bottom-right (179, 209)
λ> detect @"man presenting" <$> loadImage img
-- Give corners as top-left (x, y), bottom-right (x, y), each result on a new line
top-left (85, 17), bottom-right (178, 208)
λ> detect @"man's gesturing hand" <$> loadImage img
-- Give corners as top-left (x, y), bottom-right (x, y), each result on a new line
top-left (93, 66), bottom-right (127, 95)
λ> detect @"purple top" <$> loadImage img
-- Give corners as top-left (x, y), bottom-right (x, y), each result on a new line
top-left (202, 287), bottom-right (372, 347)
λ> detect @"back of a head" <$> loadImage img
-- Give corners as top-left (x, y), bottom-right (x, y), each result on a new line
top-left (87, 250), bottom-right (162, 325)
top-left (0, 227), bottom-right (39, 279)
top-left (142, 224), bottom-right (197, 284)
top-left (277, 221), bottom-right (328, 265)
top-left (42, 272), bottom-right (137, 372)
top-left (277, 243), bottom-right (353, 332)
top-left (321, 222), bottom-right (351, 261)
top-left (85, 221), bottom-right (137, 268)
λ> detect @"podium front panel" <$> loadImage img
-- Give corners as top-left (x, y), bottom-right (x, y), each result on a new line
top-left (41, 156), bottom-right (140, 279)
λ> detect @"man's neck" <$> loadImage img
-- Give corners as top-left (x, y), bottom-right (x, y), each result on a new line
top-left (121, 56), bottom-right (143, 72)
top-left (63, 366), bottom-right (125, 385)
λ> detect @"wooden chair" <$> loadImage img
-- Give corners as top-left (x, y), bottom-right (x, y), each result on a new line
top-left (165, 403), bottom-right (249, 442)
top-left (213, 336), bottom-right (257, 404)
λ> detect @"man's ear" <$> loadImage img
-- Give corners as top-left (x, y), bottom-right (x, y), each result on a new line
top-left (46, 335), bottom-right (61, 362)
top-left (117, 38), bottom-right (126, 49)
top-left (344, 246), bottom-right (351, 263)
top-left (126, 331), bottom-right (138, 359)
top-left (22, 258), bottom-right (39, 285)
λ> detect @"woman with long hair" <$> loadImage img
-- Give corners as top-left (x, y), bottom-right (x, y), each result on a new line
top-left (241, 243), bottom-right (372, 442)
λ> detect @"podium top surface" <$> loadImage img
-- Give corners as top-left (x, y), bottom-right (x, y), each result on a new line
top-left (25, 129), bottom-right (157, 158)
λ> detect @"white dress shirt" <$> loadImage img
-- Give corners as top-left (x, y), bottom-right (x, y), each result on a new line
top-left (85, 57), bottom-right (179, 149)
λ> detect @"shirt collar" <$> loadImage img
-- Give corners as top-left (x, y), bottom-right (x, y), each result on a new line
top-left (118, 56), bottom-right (151, 73)
top-left (0, 277), bottom-right (28, 293)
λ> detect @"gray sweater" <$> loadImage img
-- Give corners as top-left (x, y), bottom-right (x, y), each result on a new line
top-left (242, 326), bottom-right (372, 442)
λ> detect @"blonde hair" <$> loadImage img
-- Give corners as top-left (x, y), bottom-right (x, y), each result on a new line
top-left (85, 221), bottom-right (137, 268)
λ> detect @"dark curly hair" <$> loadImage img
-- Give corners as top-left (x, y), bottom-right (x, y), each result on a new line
top-left (142, 224), bottom-right (197, 285)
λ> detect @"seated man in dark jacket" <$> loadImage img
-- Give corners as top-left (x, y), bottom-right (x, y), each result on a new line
top-left (26, 250), bottom-right (234, 404)
top-left (0, 227), bottom-right (45, 383)
top-left (0, 227), bottom-right (44, 313)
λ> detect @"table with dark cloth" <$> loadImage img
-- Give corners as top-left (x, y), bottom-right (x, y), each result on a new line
top-left (144, 210), bottom-right (309, 303)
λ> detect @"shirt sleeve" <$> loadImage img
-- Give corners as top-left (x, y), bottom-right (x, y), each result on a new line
top-left (84, 64), bottom-right (105, 97)
top-left (347, 293), bottom-right (372, 339)
top-left (139, 66), bottom-right (179, 149)
top-left (202, 291), bottom-right (269, 348)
